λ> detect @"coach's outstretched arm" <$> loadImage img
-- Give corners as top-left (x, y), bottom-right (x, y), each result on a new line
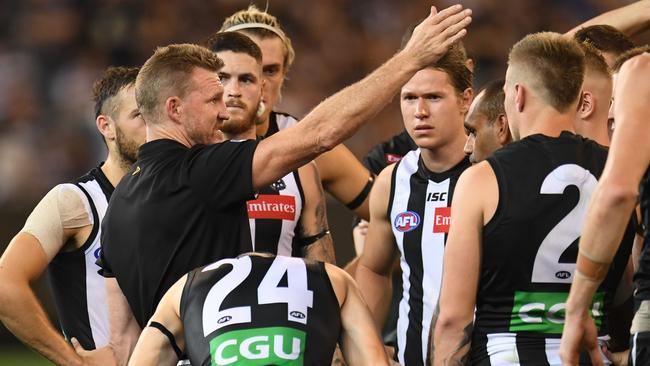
top-left (251, 4), bottom-right (472, 190)
top-left (561, 53), bottom-right (650, 366)
top-left (566, 0), bottom-right (650, 37)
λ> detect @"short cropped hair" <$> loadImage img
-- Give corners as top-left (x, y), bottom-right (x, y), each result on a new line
top-left (220, 5), bottom-right (295, 73)
top-left (476, 79), bottom-right (505, 124)
top-left (508, 32), bottom-right (585, 113)
top-left (92, 66), bottom-right (139, 119)
top-left (206, 32), bottom-right (263, 63)
top-left (612, 45), bottom-right (650, 72)
top-left (575, 25), bottom-right (636, 56)
top-left (136, 43), bottom-right (224, 122)
top-left (426, 43), bottom-right (473, 94)
top-left (578, 41), bottom-right (611, 79)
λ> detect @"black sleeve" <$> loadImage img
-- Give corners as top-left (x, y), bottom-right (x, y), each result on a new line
top-left (187, 140), bottom-right (258, 210)
top-left (362, 144), bottom-right (389, 176)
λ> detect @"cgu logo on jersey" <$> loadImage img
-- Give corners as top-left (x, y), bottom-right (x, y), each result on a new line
top-left (247, 195), bottom-right (296, 221)
top-left (210, 326), bottom-right (306, 366)
top-left (433, 207), bottom-right (451, 233)
top-left (394, 211), bottom-right (420, 232)
top-left (509, 291), bottom-right (604, 334)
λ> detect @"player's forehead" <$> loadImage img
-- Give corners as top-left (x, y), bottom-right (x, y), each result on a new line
top-left (467, 90), bottom-right (485, 116)
top-left (114, 84), bottom-right (137, 115)
top-left (217, 51), bottom-right (262, 75)
top-left (245, 33), bottom-right (284, 66)
top-left (401, 68), bottom-right (454, 95)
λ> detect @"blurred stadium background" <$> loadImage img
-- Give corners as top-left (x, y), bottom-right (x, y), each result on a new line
top-left (1, 0), bottom-right (648, 364)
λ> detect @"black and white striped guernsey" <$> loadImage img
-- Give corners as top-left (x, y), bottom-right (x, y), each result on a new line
top-left (251, 112), bottom-right (307, 257)
top-left (247, 171), bottom-right (305, 257)
top-left (388, 149), bottom-right (470, 365)
top-left (48, 164), bottom-right (113, 350)
top-left (472, 132), bottom-right (634, 365)
top-left (263, 111), bottom-right (298, 138)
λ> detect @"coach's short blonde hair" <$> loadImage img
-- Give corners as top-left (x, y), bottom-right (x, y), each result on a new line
top-left (220, 5), bottom-right (295, 74)
top-left (508, 32), bottom-right (585, 113)
top-left (136, 43), bottom-right (224, 122)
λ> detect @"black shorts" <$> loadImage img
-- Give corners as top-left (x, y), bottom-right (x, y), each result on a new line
top-left (631, 332), bottom-right (650, 366)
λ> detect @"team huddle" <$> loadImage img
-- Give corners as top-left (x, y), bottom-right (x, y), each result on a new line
top-left (1, 2), bottom-right (650, 366)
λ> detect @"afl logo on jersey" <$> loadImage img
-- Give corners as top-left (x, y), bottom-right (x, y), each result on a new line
top-left (217, 315), bottom-right (232, 324)
top-left (290, 311), bottom-right (306, 319)
top-left (394, 211), bottom-right (420, 232)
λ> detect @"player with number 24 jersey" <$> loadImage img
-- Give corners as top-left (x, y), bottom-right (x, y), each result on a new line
top-left (128, 253), bottom-right (390, 366)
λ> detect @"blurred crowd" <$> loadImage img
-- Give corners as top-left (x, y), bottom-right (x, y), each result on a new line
top-left (0, 0), bottom-right (635, 208)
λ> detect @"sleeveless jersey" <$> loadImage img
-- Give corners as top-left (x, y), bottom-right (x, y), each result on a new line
top-left (247, 169), bottom-right (305, 258)
top-left (48, 165), bottom-right (113, 350)
top-left (363, 129), bottom-right (417, 175)
top-left (263, 111), bottom-right (298, 138)
top-left (472, 132), bottom-right (634, 365)
top-left (388, 149), bottom-right (471, 366)
top-left (180, 255), bottom-right (341, 366)
top-left (634, 167), bottom-right (650, 302)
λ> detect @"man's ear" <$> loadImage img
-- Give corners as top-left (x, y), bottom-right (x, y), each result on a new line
top-left (459, 87), bottom-right (474, 115)
top-left (578, 91), bottom-right (595, 120)
top-left (165, 96), bottom-right (182, 124)
top-left (514, 84), bottom-right (525, 113)
top-left (96, 114), bottom-right (115, 141)
top-left (495, 114), bottom-right (512, 145)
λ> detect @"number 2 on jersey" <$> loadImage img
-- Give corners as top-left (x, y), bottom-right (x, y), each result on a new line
top-left (201, 256), bottom-right (314, 336)
top-left (531, 164), bottom-right (597, 283)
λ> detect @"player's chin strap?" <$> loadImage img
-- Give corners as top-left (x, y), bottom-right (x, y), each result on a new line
top-left (149, 321), bottom-right (184, 360)
top-left (575, 249), bottom-right (611, 282)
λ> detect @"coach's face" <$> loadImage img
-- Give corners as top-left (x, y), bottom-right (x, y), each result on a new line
top-left (401, 68), bottom-right (468, 151)
top-left (182, 67), bottom-right (229, 145)
top-left (217, 51), bottom-right (263, 137)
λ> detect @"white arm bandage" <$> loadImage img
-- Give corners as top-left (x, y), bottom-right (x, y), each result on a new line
top-left (21, 184), bottom-right (93, 261)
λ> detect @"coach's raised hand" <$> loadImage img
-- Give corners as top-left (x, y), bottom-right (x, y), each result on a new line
top-left (402, 5), bottom-right (472, 69)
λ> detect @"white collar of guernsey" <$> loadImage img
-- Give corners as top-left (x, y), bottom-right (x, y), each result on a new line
top-left (222, 23), bottom-right (286, 40)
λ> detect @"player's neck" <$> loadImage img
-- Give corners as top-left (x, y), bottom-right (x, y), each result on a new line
top-left (420, 133), bottom-right (467, 173)
top-left (575, 123), bottom-right (610, 146)
top-left (518, 107), bottom-right (576, 140)
top-left (101, 153), bottom-right (131, 188)
top-left (224, 124), bottom-right (256, 141)
top-left (255, 114), bottom-right (271, 137)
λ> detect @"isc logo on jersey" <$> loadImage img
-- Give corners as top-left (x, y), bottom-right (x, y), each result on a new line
top-left (247, 195), bottom-right (296, 221)
top-left (394, 211), bottom-right (420, 232)
top-left (210, 326), bottom-right (306, 366)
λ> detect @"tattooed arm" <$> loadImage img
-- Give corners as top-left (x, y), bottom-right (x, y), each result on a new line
top-left (433, 162), bottom-right (498, 365)
top-left (297, 162), bottom-right (336, 263)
